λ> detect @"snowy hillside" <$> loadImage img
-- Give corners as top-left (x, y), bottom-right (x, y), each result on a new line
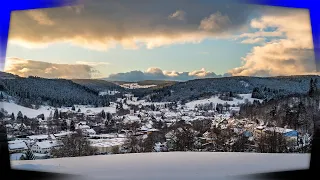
top-left (185, 94), bottom-right (262, 109)
top-left (120, 83), bottom-right (157, 89)
top-left (12, 152), bottom-right (309, 180)
top-left (1, 101), bottom-right (116, 119)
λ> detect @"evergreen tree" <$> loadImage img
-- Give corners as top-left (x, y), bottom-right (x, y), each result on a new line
top-left (77, 108), bottom-right (81, 113)
top-left (150, 104), bottom-right (156, 111)
top-left (17, 111), bottom-right (23, 121)
top-left (59, 111), bottom-right (63, 119)
top-left (106, 112), bottom-right (112, 121)
top-left (0, 92), bottom-right (4, 100)
top-left (71, 105), bottom-right (76, 111)
top-left (314, 78), bottom-right (318, 93)
top-left (61, 120), bottom-right (68, 131)
top-left (0, 111), bottom-right (4, 119)
top-left (309, 78), bottom-right (315, 97)
top-left (70, 120), bottom-right (75, 131)
top-left (20, 149), bottom-right (35, 160)
top-left (48, 111), bottom-right (53, 120)
top-left (10, 113), bottom-right (15, 120)
top-left (101, 110), bottom-right (106, 119)
top-left (53, 109), bottom-right (59, 119)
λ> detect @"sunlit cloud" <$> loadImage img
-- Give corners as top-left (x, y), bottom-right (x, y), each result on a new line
top-left (5, 57), bottom-right (99, 79)
top-left (240, 37), bottom-right (265, 44)
top-left (76, 61), bottom-right (110, 66)
top-left (229, 8), bottom-right (315, 76)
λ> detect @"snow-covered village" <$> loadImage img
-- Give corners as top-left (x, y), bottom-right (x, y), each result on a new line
top-left (1, 0), bottom-right (318, 167)
top-left (1, 72), bottom-right (317, 161)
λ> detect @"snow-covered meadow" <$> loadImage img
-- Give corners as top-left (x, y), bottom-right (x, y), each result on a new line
top-left (11, 152), bottom-right (310, 180)
top-left (185, 94), bottom-right (262, 109)
top-left (0, 101), bottom-right (116, 119)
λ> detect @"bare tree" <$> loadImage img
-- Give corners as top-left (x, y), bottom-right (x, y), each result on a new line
top-left (256, 129), bottom-right (288, 153)
top-left (51, 131), bottom-right (97, 158)
top-left (172, 127), bottom-right (196, 151)
top-left (124, 135), bottom-right (142, 153)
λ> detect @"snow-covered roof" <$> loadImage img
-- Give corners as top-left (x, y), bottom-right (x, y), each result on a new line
top-left (264, 127), bottom-right (295, 134)
top-left (77, 125), bottom-right (90, 129)
top-left (34, 141), bottom-right (59, 149)
top-left (27, 135), bottom-right (49, 140)
top-left (89, 133), bottom-right (126, 139)
top-left (90, 138), bottom-right (126, 148)
top-left (5, 124), bottom-right (13, 128)
top-left (54, 131), bottom-right (74, 137)
top-left (256, 126), bottom-right (264, 130)
top-left (147, 128), bottom-right (159, 132)
top-left (50, 134), bottom-right (56, 140)
top-left (85, 129), bottom-right (96, 134)
top-left (8, 142), bottom-right (28, 150)
top-left (125, 115), bottom-right (140, 121)
top-left (164, 112), bottom-right (178, 118)
top-left (148, 111), bottom-right (161, 115)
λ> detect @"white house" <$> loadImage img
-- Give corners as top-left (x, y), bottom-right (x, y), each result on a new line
top-left (76, 123), bottom-right (96, 136)
top-left (83, 128), bottom-right (96, 136)
top-left (123, 115), bottom-right (141, 124)
top-left (31, 140), bottom-right (61, 154)
top-left (8, 140), bottom-right (28, 153)
top-left (27, 135), bottom-right (49, 142)
top-left (89, 138), bottom-right (126, 154)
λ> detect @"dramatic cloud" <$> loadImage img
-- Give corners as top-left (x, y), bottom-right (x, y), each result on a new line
top-left (229, 7), bottom-right (316, 76)
top-left (106, 67), bottom-right (224, 82)
top-left (4, 57), bottom-right (99, 79)
top-left (8, 0), bottom-right (255, 51)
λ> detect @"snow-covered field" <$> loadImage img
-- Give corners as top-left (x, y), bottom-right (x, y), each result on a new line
top-left (11, 152), bottom-right (309, 180)
top-left (0, 102), bottom-right (116, 119)
top-left (185, 94), bottom-right (262, 109)
top-left (120, 83), bottom-right (157, 89)
top-left (98, 90), bottom-right (119, 96)
top-left (126, 99), bottom-right (170, 106)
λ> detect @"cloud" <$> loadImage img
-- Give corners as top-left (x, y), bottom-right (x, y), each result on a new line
top-left (8, 0), bottom-right (255, 51)
top-left (229, 7), bottom-right (316, 76)
top-left (106, 67), bottom-right (223, 82)
top-left (199, 12), bottom-right (231, 32)
top-left (240, 37), bottom-right (265, 44)
top-left (168, 10), bottom-right (186, 21)
top-left (25, 10), bottom-right (55, 26)
top-left (4, 57), bottom-right (99, 79)
top-left (238, 31), bottom-right (283, 39)
top-left (76, 61), bottom-right (110, 66)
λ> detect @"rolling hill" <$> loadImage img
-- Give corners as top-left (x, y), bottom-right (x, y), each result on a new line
top-left (145, 75), bottom-right (320, 102)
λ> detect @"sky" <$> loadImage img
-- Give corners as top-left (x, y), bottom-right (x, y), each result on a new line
top-left (3, 0), bottom-right (317, 81)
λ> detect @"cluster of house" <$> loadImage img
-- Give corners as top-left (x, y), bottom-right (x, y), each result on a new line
top-left (8, 133), bottom-right (67, 160)
top-left (6, 93), bottom-right (313, 159)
